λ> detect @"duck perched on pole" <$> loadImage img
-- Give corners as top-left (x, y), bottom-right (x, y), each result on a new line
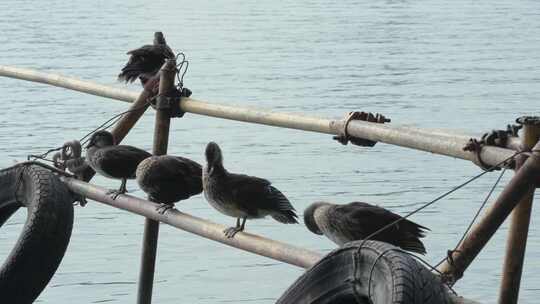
top-left (304, 201), bottom-right (429, 254)
top-left (203, 142), bottom-right (298, 238)
top-left (136, 155), bottom-right (203, 213)
top-left (86, 130), bottom-right (151, 198)
top-left (118, 31), bottom-right (175, 86)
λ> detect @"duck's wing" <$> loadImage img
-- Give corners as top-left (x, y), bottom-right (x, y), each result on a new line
top-left (225, 173), bottom-right (297, 223)
top-left (99, 146), bottom-right (151, 178)
top-left (126, 44), bottom-right (159, 57)
top-left (335, 202), bottom-right (429, 254)
top-left (119, 45), bottom-right (171, 83)
top-left (154, 156), bottom-right (203, 196)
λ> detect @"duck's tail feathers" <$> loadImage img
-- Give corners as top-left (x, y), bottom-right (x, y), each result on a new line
top-left (268, 186), bottom-right (298, 224)
top-left (399, 238), bottom-right (427, 255)
top-left (118, 64), bottom-right (145, 83)
top-left (272, 210), bottom-right (298, 224)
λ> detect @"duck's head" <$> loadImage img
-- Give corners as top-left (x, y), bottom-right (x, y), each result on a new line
top-left (61, 140), bottom-right (82, 160)
top-left (86, 130), bottom-right (115, 149)
top-left (205, 142), bottom-right (223, 174)
top-left (153, 32), bottom-right (166, 45)
top-left (303, 202), bottom-right (330, 235)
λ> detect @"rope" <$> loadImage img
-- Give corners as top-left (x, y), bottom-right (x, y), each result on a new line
top-left (353, 150), bottom-right (530, 300)
top-left (78, 100), bottom-right (151, 146)
top-left (26, 52), bottom-right (191, 164)
top-left (27, 100), bottom-right (151, 164)
top-left (175, 52), bottom-right (189, 91)
top-left (358, 151), bottom-right (522, 247)
top-left (433, 167), bottom-right (507, 269)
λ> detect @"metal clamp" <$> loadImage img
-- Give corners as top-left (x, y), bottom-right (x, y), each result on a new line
top-left (463, 138), bottom-right (496, 171)
top-left (333, 111), bottom-right (390, 147)
top-left (151, 87), bottom-right (191, 118)
top-left (516, 115), bottom-right (540, 126)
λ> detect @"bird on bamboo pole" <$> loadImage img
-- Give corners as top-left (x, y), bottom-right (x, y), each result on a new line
top-left (203, 142), bottom-right (298, 238)
top-left (118, 31), bottom-right (175, 86)
top-left (85, 130), bottom-right (151, 199)
top-left (136, 155), bottom-right (203, 213)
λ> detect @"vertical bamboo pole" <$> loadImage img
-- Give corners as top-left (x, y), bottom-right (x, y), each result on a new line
top-left (498, 118), bottom-right (540, 304)
top-left (438, 140), bottom-right (540, 282)
top-left (136, 60), bottom-right (176, 304)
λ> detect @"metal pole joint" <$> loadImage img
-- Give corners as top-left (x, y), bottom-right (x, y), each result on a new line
top-left (332, 111), bottom-right (390, 147)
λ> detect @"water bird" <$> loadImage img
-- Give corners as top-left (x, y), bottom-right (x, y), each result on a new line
top-left (304, 201), bottom-right (429, 254)
top-left (60, 140), bottom-right (89, 179)
top-left (203, 142), bottom-right (298, 238)
top-left (86, 130), bottom-right (151, 199)
top-left (118, 31), bottom-right (175, 85)
top-left (136, 155), bottom-right (203, 213)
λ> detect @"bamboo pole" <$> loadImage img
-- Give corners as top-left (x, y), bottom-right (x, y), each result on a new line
top-left (438, 140), bottom-right (540, 282)
top-left (0, 65), bottom-right (138, 102)
top-left (60, 176), bottom-right (478, 303)
top-left (137, 60), bottom-right (176, 304)
top-left (498, 118), bottom-right (540, 304)
top-left (0, 65), bottom-right (517, 169)
top-left (0, 65), bottom-right (495, 304)
top-left (61, 176), bottom-right (322, 268)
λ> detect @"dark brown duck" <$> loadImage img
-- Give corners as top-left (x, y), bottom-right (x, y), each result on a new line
top-left (86, 130), bottom-right (151, 198)
top-left (136, 155), bottom-right (203, 213)
top-left (118, 31), bottom-right (175, 85)
top-left (304, 201), bottom-right (429, 254)
top-left (203, 142), bottom-right (298, 238)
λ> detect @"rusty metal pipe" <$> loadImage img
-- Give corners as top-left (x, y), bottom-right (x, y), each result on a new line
top-left (498, 119), bottom-right (540, 304)
top-left (137, 60), bottom-right (176, 304)
top-left (438, 140), bottom-right (540, 282)
top-left (61, 177), bottom-right (322, 268)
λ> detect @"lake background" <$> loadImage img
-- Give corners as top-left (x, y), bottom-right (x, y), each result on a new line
top-left (1, 0), bottom-right (539, 303)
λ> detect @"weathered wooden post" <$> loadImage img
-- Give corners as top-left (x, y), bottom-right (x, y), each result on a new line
top-left (136, 59), bottom-right (176, 304)
top-left (498, 116), bottom-right (540, 304)
top-left (438, 135), bottom-right (540, 283)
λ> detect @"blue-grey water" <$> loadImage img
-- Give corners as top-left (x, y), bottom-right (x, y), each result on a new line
top-left (1, 0), bottom-right (539, 303)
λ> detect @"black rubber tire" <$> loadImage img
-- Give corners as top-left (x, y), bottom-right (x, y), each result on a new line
top-left (276, 240), bottom-right (450, 304)
top-left (0, 164), bottom-right (74, 304)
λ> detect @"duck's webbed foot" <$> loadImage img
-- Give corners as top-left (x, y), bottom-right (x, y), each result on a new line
top-left (223, 226), bottom-right (243, 238)
top-left (106, 189), bottom-right (123, 200)
top-left (156, 203), bottom-right (174, 214)
top-left (223, 217), bottom-right (246, 238)
top-left (107, 179), bottom-right (128, 200)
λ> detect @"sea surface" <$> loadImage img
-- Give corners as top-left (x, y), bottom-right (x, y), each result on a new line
top-left (1, 0), bottom-right (539, 303)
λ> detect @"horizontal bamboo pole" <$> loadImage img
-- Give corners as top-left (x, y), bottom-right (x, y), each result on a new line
top-left (61, 176), bottom-right (322, 269)
top-left (1, 65), bottom-right (485, 303)
top-left (0, 65), bottom-right (138, 102)
top-left (60, 177), bottom-right (478, 303)
top-left (0, 65), bottom-right (517, 169)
